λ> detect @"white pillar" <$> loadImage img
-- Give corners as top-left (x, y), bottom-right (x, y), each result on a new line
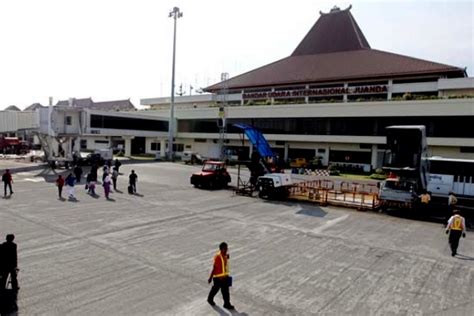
top-left (160, 139), bottom-right (166, 159)
top-left (343, 83), bottom-right (348, 102)
top-left (249, 142), bottom-right (253, 158)
top-left (123, 136), bottom-right (134, 157)
top-left (387, 79), bottom-right (393, 100)
top-left (284, 143), bottom-right (289, 161)
top-left (371, 144), bottom-right (378, 171)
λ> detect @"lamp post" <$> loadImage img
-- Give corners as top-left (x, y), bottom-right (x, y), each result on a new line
top-left (168, 6), bottom-right (183, 161)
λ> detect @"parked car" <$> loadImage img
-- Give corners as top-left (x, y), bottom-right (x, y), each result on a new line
top-left (190, 161), bottom-right (231, 189)
top-left (76, 149), bottom-right (113, 166)
top-left (182, 151), bottom-right (204, 165)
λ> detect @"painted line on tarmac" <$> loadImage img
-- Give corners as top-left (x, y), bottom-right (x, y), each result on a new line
top-left (20, 178), bottom-right (43, 182)
top-left (312, 214), bottom-right (349, 234)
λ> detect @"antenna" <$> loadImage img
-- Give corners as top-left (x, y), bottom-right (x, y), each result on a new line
top-left (218, 72), bottom-right (229, 160)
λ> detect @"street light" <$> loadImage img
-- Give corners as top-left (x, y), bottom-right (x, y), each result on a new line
top-left (168, 6), bottom-right (183, 161)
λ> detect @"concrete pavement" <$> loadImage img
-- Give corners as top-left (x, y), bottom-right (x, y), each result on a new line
top-left (1, 162), bottom-right (473, 315)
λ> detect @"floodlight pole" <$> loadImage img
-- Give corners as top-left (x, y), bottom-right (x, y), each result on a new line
top-left (168, 6), bottom-right (182, 161)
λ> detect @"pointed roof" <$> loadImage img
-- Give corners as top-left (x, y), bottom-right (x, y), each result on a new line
top-left (205, 6), bottom-right (465, 92)
top-left (4, 105), bottom-right (21, 111)
top-left (24, 103), bottom-right (45, 111)
top-left (56, 98), bottom-right (94, 108)
top-left (55, 98), bottom-right (136, 111)
top-left (292, 5), bottom-right (370, 56)
top-left (92, 99), bottom-right (136, 111)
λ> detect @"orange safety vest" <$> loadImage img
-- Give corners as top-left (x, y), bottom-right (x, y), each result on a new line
top-left (450, 215), bottom-right (464, 231)
top-left (212, 252), bottom-right (229, 278)
top-left (421, 194), bottom-right (430, 204)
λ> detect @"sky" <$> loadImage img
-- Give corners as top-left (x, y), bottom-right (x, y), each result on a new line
top-left (0, 0), bottom-right (472, 110)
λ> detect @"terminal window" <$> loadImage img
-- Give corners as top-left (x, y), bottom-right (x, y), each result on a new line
top-left (91, 115), bottom-right (168, 132)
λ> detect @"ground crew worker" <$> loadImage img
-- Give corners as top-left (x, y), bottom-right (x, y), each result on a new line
top-left (420, 191), bottom-right (431, 204)
top-left (1, 234), bottom-right (19, 291)
top-left (419, 190), bottom-right (431, 212)
top-left (207, 242), bottom-right (235, 310)
top-left (445, 210), bottom-right (466, 256)
top-left (448, 192), bottom-right (457, 212)
top-left (2, 169), bottom-right (13, 197)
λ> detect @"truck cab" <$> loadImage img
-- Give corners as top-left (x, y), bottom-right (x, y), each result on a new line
top-left (379, 177), bottom-right (418, 208)
top-left (257, 173), bottom-right (293, 200)
top-left (190, 161), bottom-right (231, 189)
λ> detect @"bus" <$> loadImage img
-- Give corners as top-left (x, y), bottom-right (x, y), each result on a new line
top-left (427, 156), bottom-right (474, 198)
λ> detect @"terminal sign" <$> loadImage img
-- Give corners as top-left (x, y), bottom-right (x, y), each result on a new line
top-left (242, 85), bottom-right (388, 100)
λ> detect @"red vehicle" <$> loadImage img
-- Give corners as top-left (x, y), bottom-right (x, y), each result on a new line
top-left (190, 161), bottom-right (231, 189)
top-left (0, 137), bottom-right (28, 155)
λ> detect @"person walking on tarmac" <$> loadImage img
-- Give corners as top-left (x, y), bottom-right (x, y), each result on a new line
top-left (0, 234), bottom-right (19, 291)
top-left (446, 210), bottom-right (466, 256)
top-left (448, 192), bottom-right (458, 212)
top-left (55, 175), bottom-right (65, 199)
top-left (2, 169), bottom-right (13, 197)
top-left (419, 190), bottom-right (431, 212)
top-left (207, 242), bottom-right (235, 310)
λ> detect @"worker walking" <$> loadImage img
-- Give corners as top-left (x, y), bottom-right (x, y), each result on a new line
top-left (128, 170), bottom-right (138, 194)
top-left (55, 175), bottom-right (65, 199)
top-left (0, 234), bottom-right (19, 291)
top-left (2, 169), bottom-right (13, 197)
top-left (207, 242), bottom-right (235, 310)
top-left (419, 190), bottom-right (431, 212)
top-left (448, 192), bottom-right (458, 212)
top-left (445, 210), bottom-right (466, 256)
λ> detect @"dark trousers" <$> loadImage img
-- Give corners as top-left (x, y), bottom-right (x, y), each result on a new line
top-left (208, 277), bottom-right (230, 305)
top-left (130, 183), bottom-right (136, 193)
top-left (4, 182), bottom-right (13, 196)
top-left (1, 269), bottom-right (18, 290)
top-left (113, 178), bottom-right (117, 190)
top-left (449, 230), bottom-right (463, 255)
top-left (58, 185), bottom-right (63, 198)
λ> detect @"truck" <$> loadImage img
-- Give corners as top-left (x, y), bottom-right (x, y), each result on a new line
top-left (190, 161), bottom-right (231, 189)
top-left (379, 126), bottom-right (429, 209)
top-left (0, 136), bottom-right (29, 155)
top-left (75, 149), bottom-right (113, 166)
top-left (257, 173), bottom-right (293, 200)
top-left (182, 151), bottom-right (204, 165)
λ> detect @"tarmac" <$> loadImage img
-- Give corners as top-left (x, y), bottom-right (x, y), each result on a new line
top-left (1, 162), bottom-right (473, 315)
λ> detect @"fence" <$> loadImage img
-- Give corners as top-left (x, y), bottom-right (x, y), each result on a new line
top-left (288, 179), bottom-right (380, 210)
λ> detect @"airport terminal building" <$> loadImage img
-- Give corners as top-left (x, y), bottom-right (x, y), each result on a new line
top-left (141, 6), bottom-right (474, 170)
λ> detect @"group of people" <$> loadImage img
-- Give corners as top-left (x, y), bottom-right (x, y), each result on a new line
top-left (54, 159), bottom-right (138, 200)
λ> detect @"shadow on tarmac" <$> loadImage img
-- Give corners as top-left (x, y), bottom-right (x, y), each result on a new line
top-left (456, 253), bottom-right (474, 261)
top-left (211, 306), bottom-right (248, 316)
top-left (0, 289), bottom-right (18, 315)
top-left (296, 206), bottom-right (327, 218)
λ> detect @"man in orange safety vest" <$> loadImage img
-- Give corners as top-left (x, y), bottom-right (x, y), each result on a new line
top-left (207, 242), bottom-right (234, 310)
top-left (445, 210), bottom-right (466, 256)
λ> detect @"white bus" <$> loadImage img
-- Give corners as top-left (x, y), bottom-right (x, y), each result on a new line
top-left (427, 156), bottom-right (474, 198)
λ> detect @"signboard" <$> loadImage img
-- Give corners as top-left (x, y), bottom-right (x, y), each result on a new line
top-left (242, 85), bottom-right (388, 100)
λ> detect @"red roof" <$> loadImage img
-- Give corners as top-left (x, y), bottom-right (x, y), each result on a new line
top-left (206, 49), bottom-right (464, 91)
top-left (205, 6), bottom-right (465, 92)
top-left (292, 5), bottom-right (370, 55)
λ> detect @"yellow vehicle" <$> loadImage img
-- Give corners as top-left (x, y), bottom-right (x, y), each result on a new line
top-left (290, 158), bottom-right (307, 168)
